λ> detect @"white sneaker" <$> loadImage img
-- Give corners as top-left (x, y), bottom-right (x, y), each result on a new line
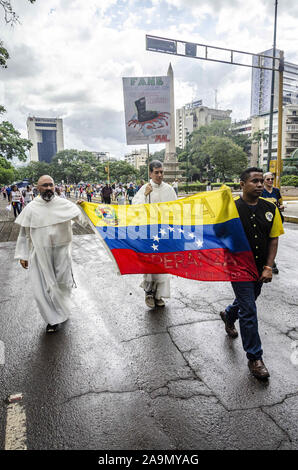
top-left (145, 294), bottom-right (155, 308)
top-left (155, 298), bottom-right (165, 307)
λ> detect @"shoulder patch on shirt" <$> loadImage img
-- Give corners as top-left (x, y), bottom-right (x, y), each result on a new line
top-left (265, 211), bottom-right (274, 222)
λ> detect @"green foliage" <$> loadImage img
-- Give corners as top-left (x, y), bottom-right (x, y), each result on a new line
top-left (109, 160), bottom-right (138, 183)
top-left (178, 120), bottom-right (249, 182)
top-left (0, 39), bottom-right (9, 68)
top-left (17, 149), bottom-right (139, 184)
top-left (280, 175), bottom-right (298, 187)
top-left (0, 156), bottom-right (15, 184)
top-left (16, 161), bottom-right (51, 183)
top-left (179, 181), bottom-right (240, 193)
top-left (0, 120), bottom-right (32, 161)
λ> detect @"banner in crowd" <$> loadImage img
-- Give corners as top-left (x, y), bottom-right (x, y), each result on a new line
top-left (81, 186), bottom-right (259, 282)
top-left (122, 76), bottom-right (171, 145)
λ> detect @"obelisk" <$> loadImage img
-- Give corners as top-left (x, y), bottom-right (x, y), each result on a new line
top-left (163, 63), bottom-right (181, 183)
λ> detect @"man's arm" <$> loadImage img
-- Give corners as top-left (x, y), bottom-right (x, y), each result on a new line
top-left (259, 237), bottom-right (278, 283)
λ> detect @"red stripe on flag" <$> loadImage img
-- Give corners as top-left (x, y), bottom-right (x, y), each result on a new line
top-left (111, 248), bottom-right (259, 282)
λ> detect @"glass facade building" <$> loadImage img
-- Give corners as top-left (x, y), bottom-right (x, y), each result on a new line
top-left (27, 117), bottom-right (64, 163)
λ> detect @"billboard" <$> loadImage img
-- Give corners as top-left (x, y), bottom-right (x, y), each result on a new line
top-left (122, 76), bottom-right (171, 145)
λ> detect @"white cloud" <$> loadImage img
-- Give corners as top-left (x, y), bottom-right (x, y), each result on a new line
top-left (0, 0), bottom-right (297, 162)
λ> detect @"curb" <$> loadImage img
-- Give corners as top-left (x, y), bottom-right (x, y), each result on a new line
top-left (284, 216), bottom-right (298, 224)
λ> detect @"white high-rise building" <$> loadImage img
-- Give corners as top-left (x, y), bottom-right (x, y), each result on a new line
top-left (27, 117), bottom-right (64, 163)
top-left (176, 101), bottom-right (232, 149)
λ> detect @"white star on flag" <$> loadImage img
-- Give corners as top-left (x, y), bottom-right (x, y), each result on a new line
top-left (195, 239), bottom-right (203, 249)
top-left (168, 226), bottom-right (175, 232)
top-left (188, 233), bottom-right (195, 239)
top-left (178, 228), bottom-right (184, 234)
top-left (153, 235), bottom-right (159, 242)
top-left (159, 228), bottom-right (167, 236)
top-left (151, 244), bottom-right (159, 251)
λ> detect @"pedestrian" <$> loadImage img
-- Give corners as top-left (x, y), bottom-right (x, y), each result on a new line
top-left (86, 184), bottom-right (93, 202)
top-left (127, 184), bottom-right (135, 205)
top-left (206, 181), bottom-right (212, 191)
top-left (172, 179), bottom-right (179, 196)
top-left (261, 172), bottom-right (284, 274)
top-left (132, 160), bottom-right (177, 308)
top-left (6, 185), bottom-right (12, 201)
top-left (23, 185), bottom-right (34, 206)
top-left (11, 185), bottom-right (22, 218)
top-left (115, 184), bottom-right (126, 205)
top-left (101, 182), bottom-right (113, 204)
top-left (220, 167), bottom-right (284, 380)
top-left (14, 175), bottom-right (83, 333)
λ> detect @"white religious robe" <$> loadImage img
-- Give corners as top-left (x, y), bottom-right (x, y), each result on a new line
top-left (132, 180), bottom-right (177, 299)
top-left (14, 195), bottom-right (84, 326)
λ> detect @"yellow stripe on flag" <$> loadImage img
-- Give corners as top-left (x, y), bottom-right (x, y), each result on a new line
top-left (81, 185), bottom-right (239, 228)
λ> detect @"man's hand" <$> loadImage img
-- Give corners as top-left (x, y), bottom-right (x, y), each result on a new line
top-left (259, 266), bottom-right (272, 283)
top-left (20, 260), bottom-right (28, 269)
top-left (144, 183), bottom-right (153, 197)
top-left (76, 200), bottom-right (84, 205)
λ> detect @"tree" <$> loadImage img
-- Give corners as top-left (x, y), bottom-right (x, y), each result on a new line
top-left (252, 130), bottom-right (268, 167)
top-left (0, 155), bottom-right (15, 184)
top-left (200, 136), bottom-right (248, 181)
top-left (178, 120), bottom-right (251, 181)
top-left (16, 161), bottom-right (51, 183)
top-left (109, 160), bottom-right (138, 183)
top-left (50, 150), bottom-right (105, 183)
top-left (0, 112), bottom-right (33, 161)
top-left (0, 1), bottom-right (36, 68)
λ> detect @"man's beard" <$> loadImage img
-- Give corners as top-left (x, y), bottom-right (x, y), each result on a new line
top-left (41, 190), bottom-right (54, 202)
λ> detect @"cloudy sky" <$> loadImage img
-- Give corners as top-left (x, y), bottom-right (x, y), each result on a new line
top-left (1, 0), bottom-right (298, 161)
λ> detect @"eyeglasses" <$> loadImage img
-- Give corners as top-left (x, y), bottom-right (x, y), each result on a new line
top-left (265, 178), bottom-right (274, 181)
top-left (40, 183), bottom-right (54, 188)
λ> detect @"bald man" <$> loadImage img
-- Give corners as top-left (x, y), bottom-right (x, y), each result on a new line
top-left (14, 175), bottom-right (84, 333)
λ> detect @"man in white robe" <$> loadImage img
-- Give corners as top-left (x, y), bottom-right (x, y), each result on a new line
top-left (132, 160), bottom-right (177, 308)
top-left (14, 175), bottom-right (84, 333)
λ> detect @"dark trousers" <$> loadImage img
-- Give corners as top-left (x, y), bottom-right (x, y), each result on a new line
top-left (103, 197), bottom-right (111, 204)
top-left (12, 202), bottom-right (22, 218)
top-left (225, 281), bottom-right (263, 361)
top-left (87, 194), bottom-right (92, 202)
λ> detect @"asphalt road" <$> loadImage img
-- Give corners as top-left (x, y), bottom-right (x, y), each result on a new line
top-left (0, 224), bottom-right (297, 450)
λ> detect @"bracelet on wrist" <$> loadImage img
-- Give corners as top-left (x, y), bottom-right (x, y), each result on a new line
top-left (263, 265), bottom-right (272, 271)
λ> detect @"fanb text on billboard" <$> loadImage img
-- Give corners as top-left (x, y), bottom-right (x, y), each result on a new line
top-left (123, 76), bottom-right (171, 145)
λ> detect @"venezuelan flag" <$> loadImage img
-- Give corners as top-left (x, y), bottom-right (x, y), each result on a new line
top-left (81, 185), bottom-right (258, 282)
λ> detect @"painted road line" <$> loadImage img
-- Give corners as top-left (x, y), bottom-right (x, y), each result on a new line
top-left (5, 393), bottom-right (27, 450)
top-left (0, 340), bottom-right (4, 365)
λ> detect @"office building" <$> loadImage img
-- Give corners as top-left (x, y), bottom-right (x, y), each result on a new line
top-left (176, 101), bottom-right (232, 149)
top-left (249, 104), bottom-right (298, 167)
top-left (251, 49), bottom-right (298, 116)
top-left (27, 117), bottom-right (64, 163)
top-left (124, 149), bottom-right (147, 170)
top-left (91, 152), bottom-right (116, 163)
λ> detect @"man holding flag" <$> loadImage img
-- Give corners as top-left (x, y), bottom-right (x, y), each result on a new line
top-left (132, 160), bottom-right (177, 308)
top-left (220, 167), bottom-right (284, 380)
